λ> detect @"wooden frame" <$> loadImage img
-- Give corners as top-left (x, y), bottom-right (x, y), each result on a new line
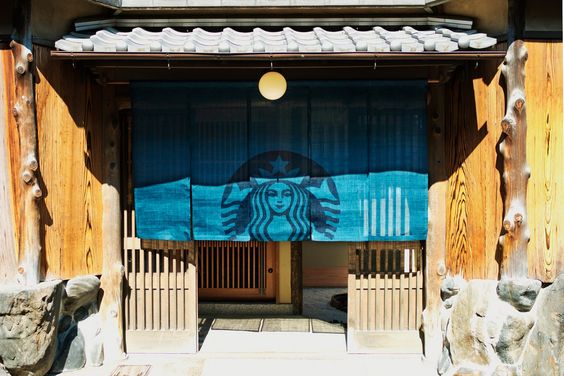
top-left (422, 72), bottom-right (448, 364)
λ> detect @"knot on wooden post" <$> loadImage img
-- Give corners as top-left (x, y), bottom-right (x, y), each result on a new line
top-left (32, 184), bottom-right (42, 198)
top-left (501, 116), bottom-right (516, 136)
top-left (15, 63), bottom-right (26, 75)
top-left (22, 170), bottom-right (33, 183)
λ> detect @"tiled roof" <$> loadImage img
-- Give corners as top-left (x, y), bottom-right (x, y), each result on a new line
top-left (54, 26), bottom-right (497, 54)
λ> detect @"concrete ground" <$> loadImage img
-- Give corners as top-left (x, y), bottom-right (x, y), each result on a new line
top-left (59, 288), bottom-right (434, 376)
top-left (62, 350), bottom-right (434, 376)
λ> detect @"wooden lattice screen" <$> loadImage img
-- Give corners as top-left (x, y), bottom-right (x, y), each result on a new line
top-left (122, 209), bottom-right (198, 353)
top-left (197, 241), bottom-right (276, 300)
top-left (347, 241), bottom-right (424, 353)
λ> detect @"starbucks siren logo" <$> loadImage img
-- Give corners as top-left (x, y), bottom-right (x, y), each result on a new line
top-left (221, 151), bottom-right (340, 241)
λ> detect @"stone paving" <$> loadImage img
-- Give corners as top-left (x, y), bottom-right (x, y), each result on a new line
top-left (58, 287), bottom-right (435, 375)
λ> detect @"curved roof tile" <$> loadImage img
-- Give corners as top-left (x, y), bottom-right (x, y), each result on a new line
top-left (54, 26), bottom-right (498, 53)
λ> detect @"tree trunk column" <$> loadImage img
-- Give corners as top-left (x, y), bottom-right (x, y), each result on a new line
top-left (99, 88), bottom-right (126, 361)
top-left (499, 40), bottom-right (530, 278)
top-left (10, 0), bottom-right (42, 285)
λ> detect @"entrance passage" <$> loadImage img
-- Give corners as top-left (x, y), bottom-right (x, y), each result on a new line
top-left (347, 241), bottom-right (424, 353)
top-left (197, 241), bottom-right (276, 301)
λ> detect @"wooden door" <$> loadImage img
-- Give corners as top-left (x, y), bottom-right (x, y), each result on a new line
top-left (347, 241), bottom-right (424, 353)
top-left (123, 210), bottom-right (198, 353)
top-left (197, 241), bottom-right (276, 301)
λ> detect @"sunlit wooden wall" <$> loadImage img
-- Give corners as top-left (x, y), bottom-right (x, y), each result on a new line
top-left (0, 45), bottom-right (106, 280)
top-left (34, 45), bottom-right (105, 279)
top-left (445, 41), bottom-right (563, 282)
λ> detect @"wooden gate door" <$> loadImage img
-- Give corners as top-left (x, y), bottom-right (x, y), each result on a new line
top-left (123, 210), bottom-right (198, 353)
top-left (347, 241), bottom-right (424, 353)
top-left (197, 241), bottom-right (276, 301)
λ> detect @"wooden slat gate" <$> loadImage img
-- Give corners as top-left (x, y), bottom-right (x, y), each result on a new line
top-left (122, 210), bottom-right (198, 353)
top-left (347, 241), bottom-right (424, 353)
top-left (197, 241), bottom-right (276, 301)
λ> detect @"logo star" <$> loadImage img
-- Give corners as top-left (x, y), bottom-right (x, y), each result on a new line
top-left (270, 156), bottom-right (289, 175)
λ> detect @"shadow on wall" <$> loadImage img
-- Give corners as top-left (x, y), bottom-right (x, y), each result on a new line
top-left (443, 60), bottom-right (505, 280)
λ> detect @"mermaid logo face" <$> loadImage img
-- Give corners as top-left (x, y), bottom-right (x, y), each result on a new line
top-left (221, 151), bottom-right (341, 241)
top-left (266, 182), bottom-right (292, 215)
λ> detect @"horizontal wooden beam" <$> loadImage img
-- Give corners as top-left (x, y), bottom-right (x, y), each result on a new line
top-left (51, 50), bottom-right (507, 62)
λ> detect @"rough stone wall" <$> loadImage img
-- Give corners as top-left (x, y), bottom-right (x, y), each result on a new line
top-left (438, 274), bottom-right (563, 376)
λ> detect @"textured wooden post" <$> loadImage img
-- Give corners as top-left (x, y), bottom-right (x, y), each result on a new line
top-left (99, 88), bottom-right (126, 361)
top-left (0, 51), bottom-right (18, 284)
top-left (291, 241), bottom-right (303, 315)
top-left (423, 80), bottom-right (447, 366)
top-left (498, 40), bottom-right (530, 278)
top-left (11, 0), bottom-right (42, 285)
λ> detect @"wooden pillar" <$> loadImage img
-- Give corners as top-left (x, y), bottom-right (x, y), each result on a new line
top-left (290, 241), bottom-right (302, 315)
top-left (498, 41), bottom-right (529, 278)
top-left (10, 0), bottom-right (42, 285)
top-left (99, 87), bottom-right (126, 361)
top-left (0, 50), bottom-right (18, 284)
top-left (422, 77), bottom-right (447, 366)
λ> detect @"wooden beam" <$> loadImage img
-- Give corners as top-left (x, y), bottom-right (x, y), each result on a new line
top-left (11, 0), bottom-right (42, 285)
top-left (99, 86), bottom-right (126, 361)
top-left (290, 241), bottom-right (303, 315)
top-left (499, 40), bottom-right (529, 278)
top-left (422, 75), bottom-right (447, 366)
top-left (0, 51), bottom-right (18, 284)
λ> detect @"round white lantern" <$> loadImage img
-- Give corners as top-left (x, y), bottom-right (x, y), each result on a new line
top-left (258, 71), bottom-right (287, 101)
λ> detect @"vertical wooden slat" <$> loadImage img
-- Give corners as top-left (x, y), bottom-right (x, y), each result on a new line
top-left (188, 242), bottom-right (198, 351)
top-left (155, 249), bottom-right (161, 330)
top-left (235, 242), bottom-right (240, 289)
top-left (247, 242), bottom-right (251, 289)
top-left (408, 249), bottom-right (415, 330)
top-left (140, 245), bottom-right (145, 330)
top-left (225, 242), bottom-right (229, 288)
top-left (163, 249), bottom-right (169, 330)
top-left (393, 250), bottom-right (400, 330)
top-left (368, 248), bottom-right (375, 331)
top-left (147, 249), bottom-right (153, 331)
top-left (131, 243), bottom-right (137, 331)
top-left (214, 242), bottom-right (219, 289)
top-left (173, 249), bottom-right (178, 330)
top-left (181, 249), bottom-right (186, 330)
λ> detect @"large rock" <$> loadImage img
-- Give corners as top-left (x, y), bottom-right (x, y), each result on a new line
top-left (522, 273), bottom-right (564, 376)
top-left (441, 276), bottom-right (466, 301)
top-left (495, 311), bottom-right (534, 363)
top-left (446, 280), bottom-right (500, 366)
top-left (497, 278), bottom-right (542, 312)
top-left (0, 363), bottom-right (10, 376)
top-left (51, 322), bottom-right (86, 373)
top-left (0, 280), bottom-right (64, 376)
top-left (62, 275), bottom-right (100, 316)
top-left (77, 313), bottom-right (103, 367)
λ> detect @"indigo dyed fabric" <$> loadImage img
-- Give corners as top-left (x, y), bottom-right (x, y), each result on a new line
top-left (134, 178), bottom-right (191, 241)
top-left (132, 81), bottom-right (428, 242)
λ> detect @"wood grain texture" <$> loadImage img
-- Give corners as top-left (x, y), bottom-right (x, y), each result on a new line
top-left (423, 82), bottom-right (447, 364)
top-left (34, 45), bottom-right (103, 279)
top-left (0, 49), bottom-right (18, 284)
top-left (445, 41), bottom-right (562, 282)
top-left (445, 61), bottom-right (505, 280)
top-left (10, 0), bottom-right (42, 285)
top-left (499, 40), bottom-right (530, 278)
top-left (525, 41), bottom-right (563, 282)
top-left (99, 85), bottom-right (126, 361)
